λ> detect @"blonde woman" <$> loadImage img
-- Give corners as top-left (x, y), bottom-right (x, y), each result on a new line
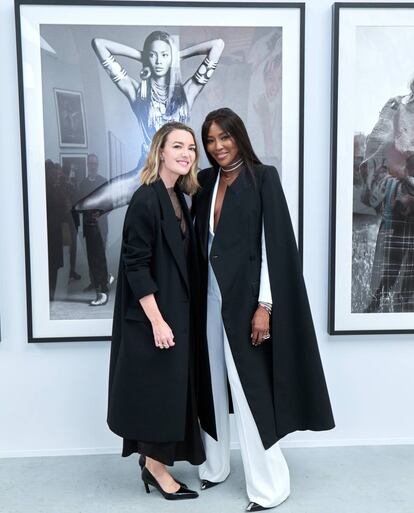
top-left (108, 122), bottom-right (205, 501)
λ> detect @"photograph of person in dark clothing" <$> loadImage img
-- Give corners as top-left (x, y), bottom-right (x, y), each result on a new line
top-left (78, 154), bottom-right (113, 306)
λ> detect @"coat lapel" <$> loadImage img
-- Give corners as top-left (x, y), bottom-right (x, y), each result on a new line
top-left (196, 168), bottom-right (218, 260)
top-left (152, 179), bottom-right (189, 293)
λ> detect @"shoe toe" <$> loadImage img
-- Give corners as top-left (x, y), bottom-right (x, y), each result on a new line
top-left (200, 479), bottom-right (219, 490)
top-left (246, 502), bottom-right (268, 512)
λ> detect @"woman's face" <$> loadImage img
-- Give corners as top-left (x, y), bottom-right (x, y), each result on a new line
top-left (159, 129), bottom-right (196, 182)
top-left (148, 40), bottom-right (172, 77)
top-left (205, 121), bottom-right (240, 167)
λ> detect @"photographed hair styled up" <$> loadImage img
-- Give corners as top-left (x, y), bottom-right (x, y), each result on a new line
top-left (201, 107), bottom-right (262, 178)
top-left (140, 121), bottom-right (199, 195)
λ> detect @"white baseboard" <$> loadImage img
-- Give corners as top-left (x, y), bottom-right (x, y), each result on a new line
top-left (0, 446), bottom-right (121, 459)
top-left (1, 438), bottom-right (414, 459)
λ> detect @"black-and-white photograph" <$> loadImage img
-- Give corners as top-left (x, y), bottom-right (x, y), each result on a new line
top-left (54, 89), bottom-right (87, 147)
top-left (17, 1), bottom-right (303, 341)
top-left (330, 4), bottom-right (414, 333)
top-left (60, 153), bottom-right (87, 183)
top-left (108, 131), bottom-right (125, 179)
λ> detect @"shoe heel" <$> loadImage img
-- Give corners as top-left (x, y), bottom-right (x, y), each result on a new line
top-left (144, 482), bottom-right (150, 494)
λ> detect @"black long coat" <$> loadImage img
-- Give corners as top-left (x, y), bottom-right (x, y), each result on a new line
top-left (107, 179), bottom-right (207, 442)
top-left (193, 164), bottom-right (335, 449)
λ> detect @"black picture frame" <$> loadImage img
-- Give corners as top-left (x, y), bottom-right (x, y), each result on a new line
top-left (15, 0), bottom-right (305, 342)
top-left (330, 2), bottom-right (414, 334)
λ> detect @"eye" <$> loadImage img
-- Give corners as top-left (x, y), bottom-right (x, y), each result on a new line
top-left (206, 138), bottom-right (214, 144)
top-left (189, 147), bottom-right (196, 152)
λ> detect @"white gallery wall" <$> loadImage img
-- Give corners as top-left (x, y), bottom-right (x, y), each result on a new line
top-left (1, 0), bottom-right (414, 458)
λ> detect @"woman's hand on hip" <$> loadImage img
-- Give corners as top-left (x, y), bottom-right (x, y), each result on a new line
top-left (151, 318), bottom-right (175, 349)
top-left (251, 307), bottom-right (270, 346)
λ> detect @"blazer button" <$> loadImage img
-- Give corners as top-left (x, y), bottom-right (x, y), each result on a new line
top-left (212, 255), bottom-right (219, 259)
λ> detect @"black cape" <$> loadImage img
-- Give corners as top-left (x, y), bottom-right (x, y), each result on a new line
top-left (193, 164), bottom-right (335, 448)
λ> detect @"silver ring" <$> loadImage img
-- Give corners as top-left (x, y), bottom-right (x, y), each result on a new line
top-left (262, 333), bottom-right (270, 340)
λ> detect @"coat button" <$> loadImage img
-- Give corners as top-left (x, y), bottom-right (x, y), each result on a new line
top-left (212, 255), bottom-right (219, 259)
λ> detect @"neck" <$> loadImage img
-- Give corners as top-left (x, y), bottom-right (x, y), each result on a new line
top-left (153, 76), bottom-right (167, 87)
top-left (221, 157), bottom-right (244, 173)
top-left (159, 168), bottom-right (178, 189)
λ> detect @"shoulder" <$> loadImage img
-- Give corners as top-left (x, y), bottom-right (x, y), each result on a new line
top-left (253, 164), bottom-right (281, 186)
top-left (126, 184), bottom-right (158, 220)
top-left (130, 183), bottom-right (156, 204)
top-left (381, 95), bottom-right (404, 112)
top-left (197, 167), bottom-right (216, 187)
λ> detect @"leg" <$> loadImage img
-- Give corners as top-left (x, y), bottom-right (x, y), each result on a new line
top-left (198, 283), bottom-right (231, 483)
top-left (223, 331), bottom-right (290, 508)
top-left (85, 226), bottom-right (108, 293)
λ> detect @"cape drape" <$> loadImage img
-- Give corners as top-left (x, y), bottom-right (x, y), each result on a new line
top-left (194, 164), bottom-right (335, 448)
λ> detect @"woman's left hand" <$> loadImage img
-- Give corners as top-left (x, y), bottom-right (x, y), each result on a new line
top-left (251, 306), bottom-right (270, 346)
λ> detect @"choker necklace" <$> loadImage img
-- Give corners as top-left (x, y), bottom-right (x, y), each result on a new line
top-left (221, 158), bottom-right (244, 173)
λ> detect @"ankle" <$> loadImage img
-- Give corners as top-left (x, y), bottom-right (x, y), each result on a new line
top-left (145, 458), bottom-right (165, 476)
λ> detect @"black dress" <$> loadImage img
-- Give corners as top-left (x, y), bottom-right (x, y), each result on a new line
top-left (122, 187), bottom-right (205, 466)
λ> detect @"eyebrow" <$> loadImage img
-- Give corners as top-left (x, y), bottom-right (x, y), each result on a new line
top-left (171, 141), bottom-right (195, 146)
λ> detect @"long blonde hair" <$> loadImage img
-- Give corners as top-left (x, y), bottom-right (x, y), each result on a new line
top-left (140, 122), bottom-right (199, 195)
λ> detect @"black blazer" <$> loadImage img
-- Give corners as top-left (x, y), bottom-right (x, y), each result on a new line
top-left (193, 164), bottom-right (335, 448)
top-left (107, 179), bottom-right (208, 442)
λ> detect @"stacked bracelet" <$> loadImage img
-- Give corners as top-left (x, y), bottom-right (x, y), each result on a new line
top-left (258, 302), bottom-right (272, 315)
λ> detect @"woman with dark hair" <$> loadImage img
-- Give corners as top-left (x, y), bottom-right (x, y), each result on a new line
top-left (75, 30), bottom-right (224, 214)
top-left (108, 122), bottom-right (205, 501)
top-left (193, 108), bottom-right (335, 511)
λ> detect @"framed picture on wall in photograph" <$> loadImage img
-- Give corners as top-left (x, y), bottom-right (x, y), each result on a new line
top-left (330, 2), bottom-right (414, 334)
top-left (54, 88), bottom-right (87, 147)
top-left (60, 153), bottom-right (87, 184)
top-left (15, 0), bottom-right (304, 342)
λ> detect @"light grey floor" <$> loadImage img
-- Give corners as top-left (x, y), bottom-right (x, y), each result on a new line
top-left (1, 446), bottom-right (413, 513)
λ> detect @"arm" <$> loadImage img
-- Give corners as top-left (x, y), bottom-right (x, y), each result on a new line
top-left (123, 196), bottom-right (174, 349)
top-left (251, 221), bottom-right (271, 346)
top-left (92, 38), bottom-right (141, 103)
top-left (139, 294), bottom-right (175, 349)
top-left (182, 38), bottom-right (225, 108)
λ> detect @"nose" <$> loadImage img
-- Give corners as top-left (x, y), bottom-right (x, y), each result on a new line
top-left (214, 139), bottom-right (223, 151)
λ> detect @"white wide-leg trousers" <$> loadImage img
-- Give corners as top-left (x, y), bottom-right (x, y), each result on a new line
top-left (199, 254), bottom-right (290, 508)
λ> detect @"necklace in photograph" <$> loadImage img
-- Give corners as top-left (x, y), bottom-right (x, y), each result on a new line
top-left (151, 82), bottom-right (168, 114)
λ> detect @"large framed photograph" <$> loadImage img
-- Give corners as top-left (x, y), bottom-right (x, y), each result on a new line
top-left (15, 0), bottom-right (304, 342)
top-left (330, 3), bottom-right (414, 334)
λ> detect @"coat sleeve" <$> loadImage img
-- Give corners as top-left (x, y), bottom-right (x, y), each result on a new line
top-left (122, 195), bottom-right (159, 300)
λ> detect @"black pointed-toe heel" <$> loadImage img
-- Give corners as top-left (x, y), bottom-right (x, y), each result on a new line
top-left (246, 502), bottom-right (271, 511)
top-left (141, 467), bottom-right (198, 500)
top-left (139, 455), bottom-right (188, 488)
top-left (200, 479), bottom-right (220, 490)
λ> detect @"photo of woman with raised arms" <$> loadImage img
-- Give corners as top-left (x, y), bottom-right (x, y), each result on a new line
top-left (108, 122), bottom-right (207, 501)
top-left (192, 108), bottom-right (335, 512)
top-left (75, 30), bottom-right (224, 214)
